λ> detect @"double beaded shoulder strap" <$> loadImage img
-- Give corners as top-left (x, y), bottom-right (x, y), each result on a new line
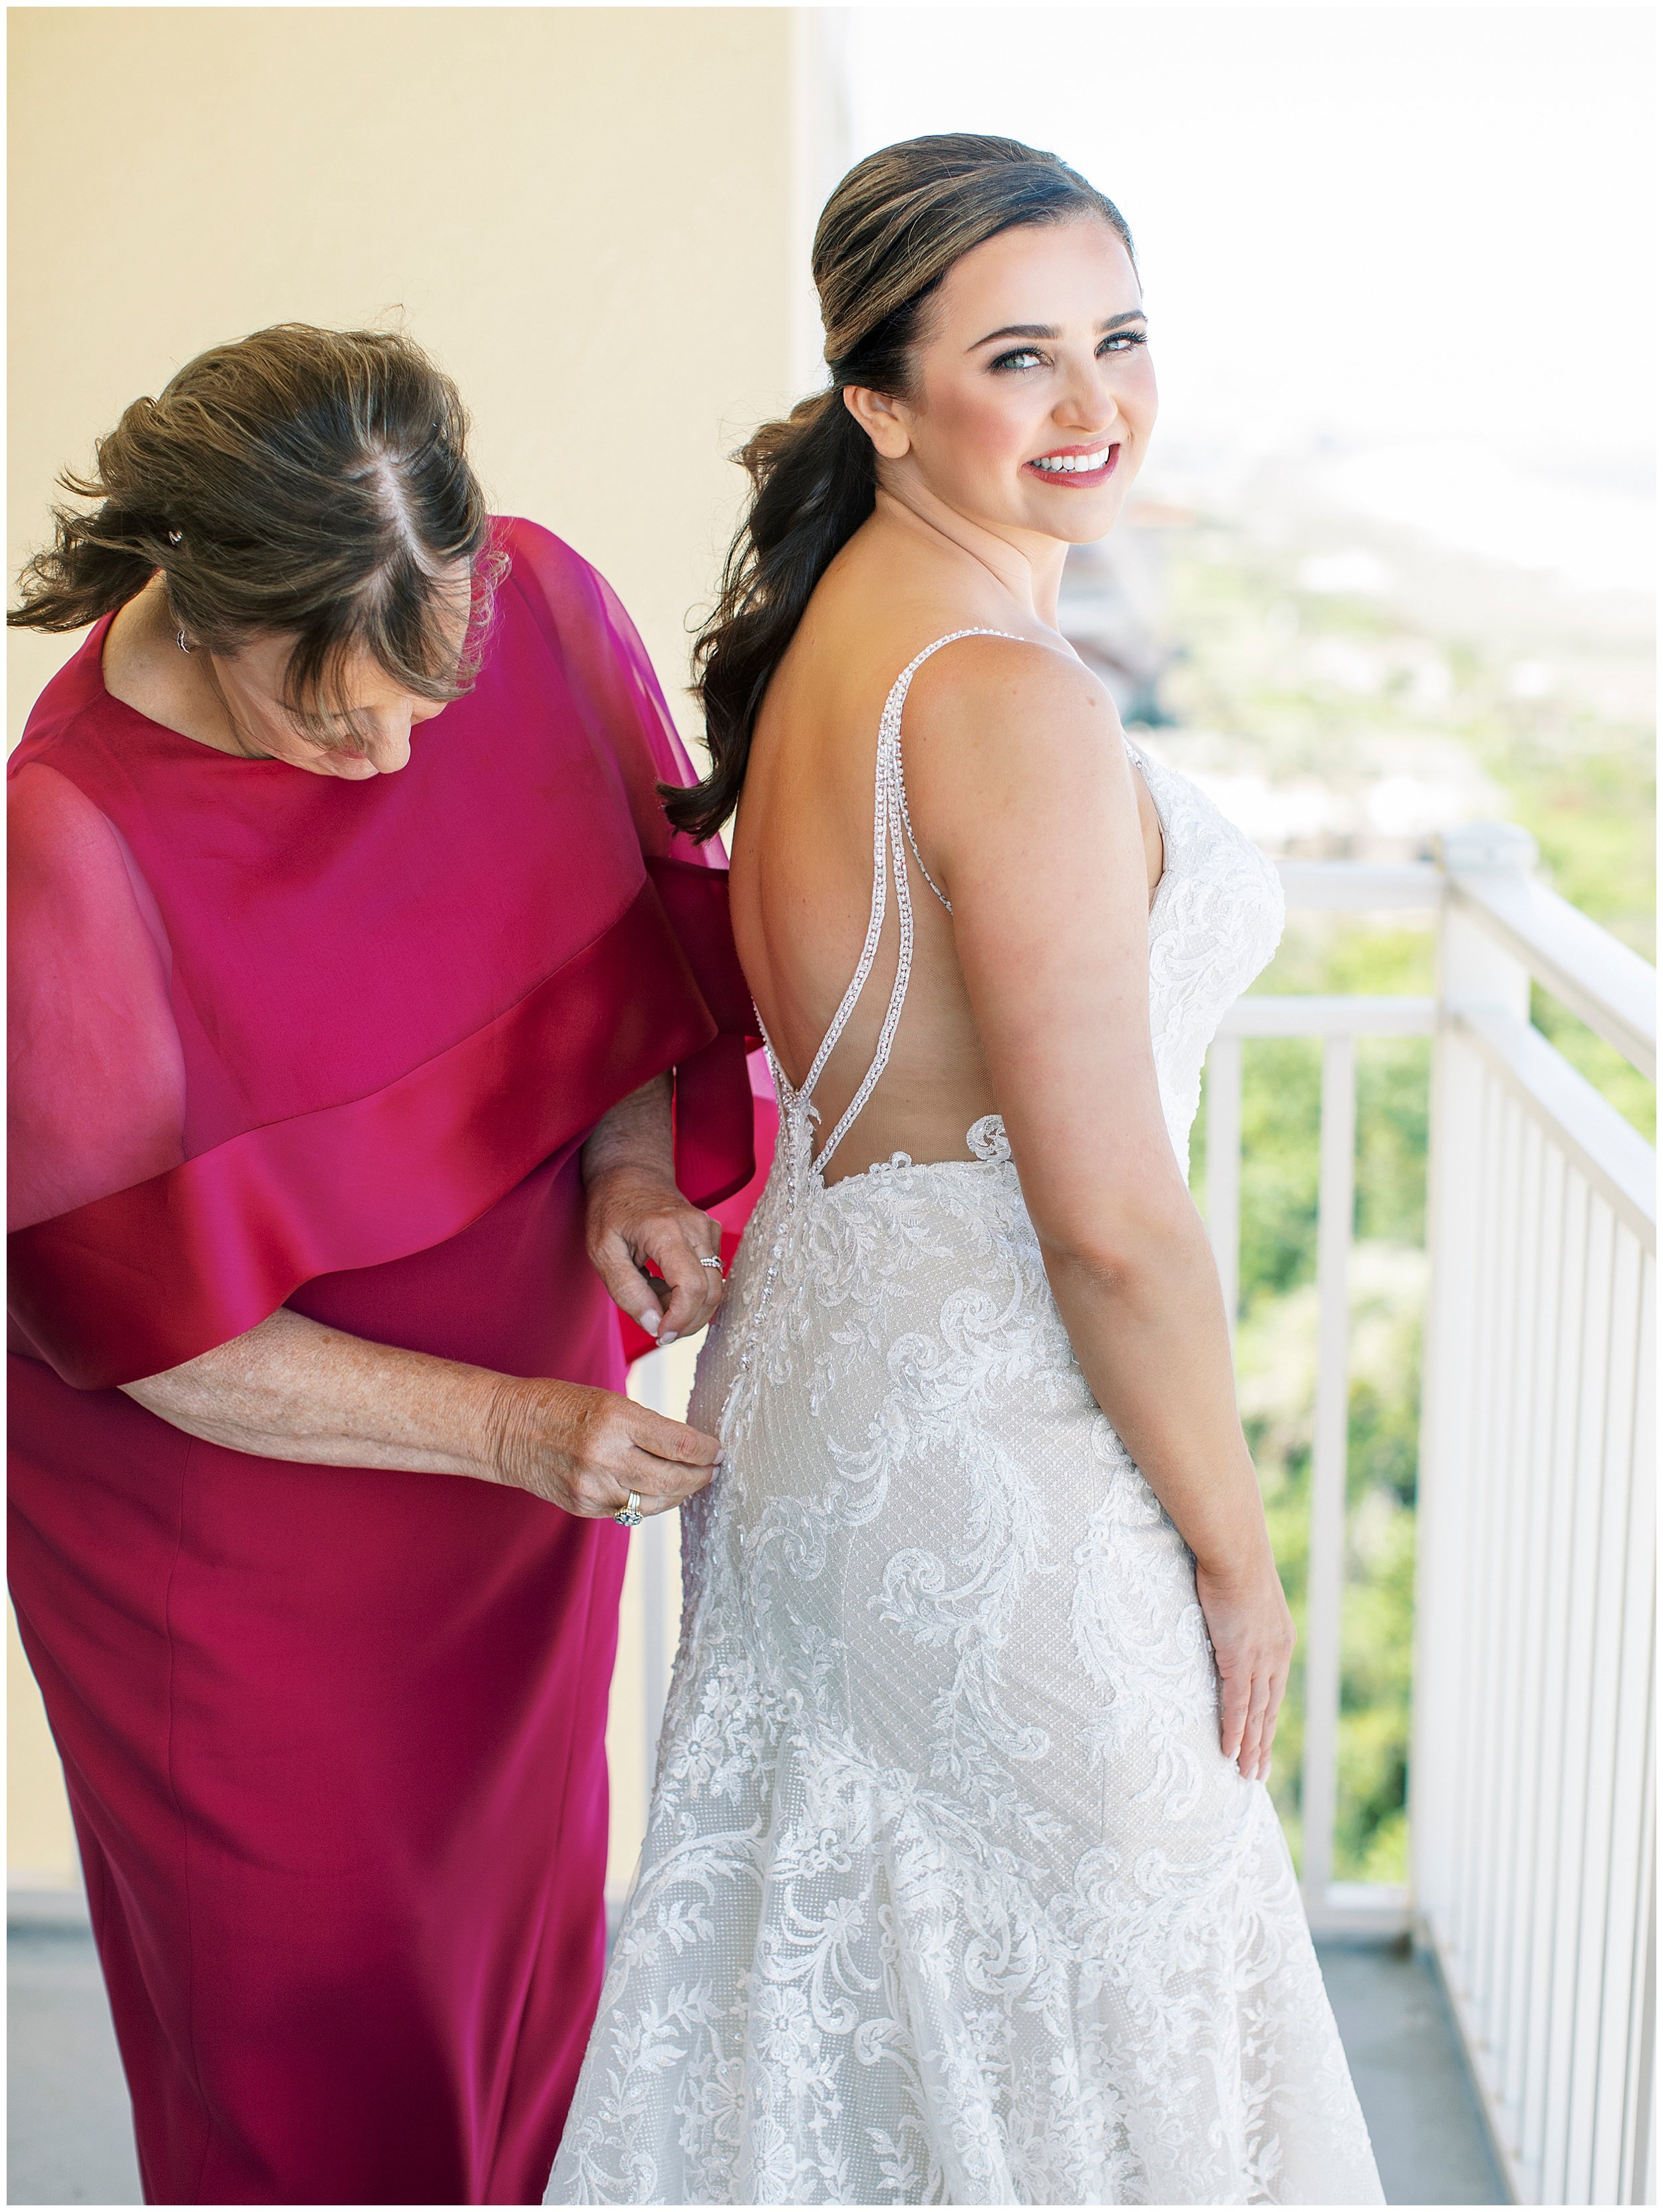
top-left (721, 629), bottom-right (1025, 1445)
top-left (803, 628), bottom-right (1022, 1176)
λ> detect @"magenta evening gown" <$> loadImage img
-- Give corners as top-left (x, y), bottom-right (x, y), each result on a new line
top-left (8, 519), bottom-right (766, 2203)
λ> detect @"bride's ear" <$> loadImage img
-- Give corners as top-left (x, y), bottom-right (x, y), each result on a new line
top-left (843, 384), bottom-right (911, 462)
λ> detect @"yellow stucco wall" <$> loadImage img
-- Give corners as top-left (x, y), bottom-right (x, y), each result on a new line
top-left (7, 1603), bottom-right (78, 1881)
top-left (7, 5), bottom-right (802, 745)
top-left (7, 5), bottom-right (808, 1883)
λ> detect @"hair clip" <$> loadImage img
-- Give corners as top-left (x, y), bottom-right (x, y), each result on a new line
top-left (167, 528), bottom-right (184, 545)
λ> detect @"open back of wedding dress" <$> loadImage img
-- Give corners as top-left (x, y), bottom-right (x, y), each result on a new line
top-left (549, 634), bottom-right (1384, 2206)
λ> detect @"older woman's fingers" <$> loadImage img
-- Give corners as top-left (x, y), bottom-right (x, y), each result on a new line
top-left (612, 1402), bottom-right (722, 1514)
top-left (500, 1377), bottom-right (722, 1517)
top-left (646, 1222), bottom-right (724, 1341)
top-left (589, 1230), bottom-right (670, 1339)
top-left (653, 1246), bottom-right (714, 1340)
top-left (626, 1397), bottom-right (721, 1467)
top-left (581, 1403), bottom-right (720, 1515)
top-left (619, 1449), bottom-right (718, 1516)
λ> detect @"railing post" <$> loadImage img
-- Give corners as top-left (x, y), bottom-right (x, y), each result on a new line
top-left (1413, 824), bottom-right (1535, 1949)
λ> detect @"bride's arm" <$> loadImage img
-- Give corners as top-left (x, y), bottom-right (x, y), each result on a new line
top-left (913, 638), bottom-right (1294, 1784)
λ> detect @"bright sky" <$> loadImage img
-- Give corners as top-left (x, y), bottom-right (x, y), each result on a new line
top-left (841, 6), bottom-right (1656, 470)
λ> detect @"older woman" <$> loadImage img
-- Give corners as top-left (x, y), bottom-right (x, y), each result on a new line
top-left (7, 325), bottom-right (762, 2205)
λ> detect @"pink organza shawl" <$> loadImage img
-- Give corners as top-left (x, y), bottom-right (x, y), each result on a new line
top-left (8, 517), bottom-right (764, 1387)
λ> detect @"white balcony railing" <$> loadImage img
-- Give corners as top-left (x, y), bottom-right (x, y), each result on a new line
top-left (1205, 857), bottom-right (1442, 1941)
top-left (614, 823), bottom-right (1656, 2207)
top-left (1413, 827), bottom-right (1656, 2209)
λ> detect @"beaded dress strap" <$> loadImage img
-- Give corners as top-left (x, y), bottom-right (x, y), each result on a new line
top-left (803, 627), bottom-right (1023, 1176)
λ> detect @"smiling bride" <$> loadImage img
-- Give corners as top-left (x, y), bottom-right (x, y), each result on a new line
top-left (549, 134), bottom-right (1384, 2206)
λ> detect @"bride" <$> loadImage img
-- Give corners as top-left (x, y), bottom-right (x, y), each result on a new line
top-left (550, 134), bottom-right (1383, 2207)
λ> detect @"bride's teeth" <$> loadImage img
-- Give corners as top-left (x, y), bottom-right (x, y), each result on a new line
top-left (1035, 449), bottom-right (1108, 474)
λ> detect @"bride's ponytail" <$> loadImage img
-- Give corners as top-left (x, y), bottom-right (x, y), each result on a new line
top-left (667, 133), bottom-right (1134, 843)
top-left (671, 392), bottom-right (875, 842)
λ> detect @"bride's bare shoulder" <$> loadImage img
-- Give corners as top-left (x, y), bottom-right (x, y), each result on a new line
top-left (904, 632), bottom-right (1126, 796)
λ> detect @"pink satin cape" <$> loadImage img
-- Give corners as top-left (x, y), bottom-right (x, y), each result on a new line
top-left (6, 519), bottom-right (769, 2203)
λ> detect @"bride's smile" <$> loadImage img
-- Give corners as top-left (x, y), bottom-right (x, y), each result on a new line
top-left (1024, 439), bottom-right (1120, 481)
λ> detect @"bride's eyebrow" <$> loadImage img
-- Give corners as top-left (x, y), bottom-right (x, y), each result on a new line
top-left (968, 309), bottom-right (1147, 352)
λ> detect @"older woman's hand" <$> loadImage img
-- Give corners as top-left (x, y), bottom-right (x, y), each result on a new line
top-left (585, 1165), bottom-right (726, 1346)
top-left (122, 1306), bottom-right (722, 1524)
top-left (486, 1374), bottom-right (720, 1520)
top-left (581, 1075), bottom-right (726, 1346)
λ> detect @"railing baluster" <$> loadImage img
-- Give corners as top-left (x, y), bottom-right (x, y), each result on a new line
top-left (1565, 1228), bottom-right (1643, 2201)
top-left (1542, 1194), bottom-right (1618, 2203)
top-left (1429, 1040), bottom-right (1479, 1969)
top-left (1477, 1097), bottom-right (1530, 2044)
top-left (1462, 1072), bottom-right (1515, 1992)
top-left (1449, 1064), bottom-right (1504, 1980)
top-left (1530, 1176), bottom-right (1600, 2194)
top-left (1493, 1114), bottom-right (1550, 2136)
top-left (1618, 1542), bottom-right (1656, 2207)
top-left (1301, 1035), bottom-right (1356, 1907)
top-left (1205, 1036), bottom-right (1243, 1348)
top-left (1523, 1165), bottom-right (1592, 2189)
top-left (1592, 1243), bottom-right (1654, 2203)
top-left (1504, 1133), bottom-right (1561, 2120)
top-left (1473, 1093), bottom-right (1527, 2042)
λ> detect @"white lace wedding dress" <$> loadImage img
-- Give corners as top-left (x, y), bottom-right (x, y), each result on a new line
top-left (549, 634), bottom-right (1384, 2206)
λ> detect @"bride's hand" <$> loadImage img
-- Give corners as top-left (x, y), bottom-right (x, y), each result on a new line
top-left (1193, 1554), bottom-right (1296, 1782)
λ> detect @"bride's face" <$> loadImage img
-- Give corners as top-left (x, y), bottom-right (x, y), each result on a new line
top-left (852, 213), bottom-right (1155, 543)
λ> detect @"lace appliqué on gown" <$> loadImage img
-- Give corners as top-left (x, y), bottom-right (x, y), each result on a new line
top-left (549, 637), bottom-right (1384, 2206)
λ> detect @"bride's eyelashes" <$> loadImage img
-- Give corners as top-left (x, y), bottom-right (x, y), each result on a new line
top-left (988, 328), bottom-right (1149, 375)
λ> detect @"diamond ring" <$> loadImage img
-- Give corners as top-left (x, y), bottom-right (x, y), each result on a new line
top-left (613, 1492), bottom-right (643, 1528)
top-left (698, 1256), bottom-right (723, 1272)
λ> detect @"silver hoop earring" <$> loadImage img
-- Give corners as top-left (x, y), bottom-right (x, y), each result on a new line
top-left (176, 629), bottom-right (196, 655)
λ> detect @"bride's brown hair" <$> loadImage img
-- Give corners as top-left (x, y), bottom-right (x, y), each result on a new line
top-left (667, 133), bottom-right (1134, 841)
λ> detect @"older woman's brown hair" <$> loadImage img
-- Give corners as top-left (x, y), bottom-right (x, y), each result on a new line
top-left (9, 323), bottom-right (496, 738)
